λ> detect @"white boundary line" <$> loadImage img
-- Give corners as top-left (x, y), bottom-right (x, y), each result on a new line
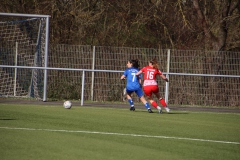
top-left (0, 126), bottom-right (239, 145)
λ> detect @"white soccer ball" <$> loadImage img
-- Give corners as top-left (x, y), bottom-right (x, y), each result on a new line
top-left (63, 101), bottom-right (72, 109)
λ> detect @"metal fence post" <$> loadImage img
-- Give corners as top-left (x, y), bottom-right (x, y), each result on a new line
top-left (43, 16), bottom-right (50, 102)
top-left (14, 42), bottom-right (18, 97)
top-left (91, 46), bottom-right (96, 101)
top-left (165, 49), bottom-right (170, 104)
top-left (81, 70), bottom-right (85, 106)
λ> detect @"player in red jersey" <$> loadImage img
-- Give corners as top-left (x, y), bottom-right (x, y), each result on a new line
top-left (136, 58), bottom-right (170, 113)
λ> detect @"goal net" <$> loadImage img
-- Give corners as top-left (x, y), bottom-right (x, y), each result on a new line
top-left (0, 13), bottom-right (49, 100)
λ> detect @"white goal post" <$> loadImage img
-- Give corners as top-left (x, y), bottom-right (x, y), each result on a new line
top-left (0, 13), bottom-right (50, 101)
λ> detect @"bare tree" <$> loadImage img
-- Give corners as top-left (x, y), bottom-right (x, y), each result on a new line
top-left (192, 0), bottom-right (240, 51)
top-left (0, 0), bottom-right (239, 50)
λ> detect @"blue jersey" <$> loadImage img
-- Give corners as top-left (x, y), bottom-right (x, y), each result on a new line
top-left (123, 67), bottom-right (142, 91)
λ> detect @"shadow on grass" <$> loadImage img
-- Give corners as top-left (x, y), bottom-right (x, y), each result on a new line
top-left (0, 118), bottom-right (17, 120)
top-left (133, 110), bottom-right (189, 114)
top-left (163, 112), bottom-right (188, 114)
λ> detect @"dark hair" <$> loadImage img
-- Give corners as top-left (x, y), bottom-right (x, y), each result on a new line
top-left (150, 57), bottom-right (159, 70)
top-left (129, 59), bottom-right (140, 69)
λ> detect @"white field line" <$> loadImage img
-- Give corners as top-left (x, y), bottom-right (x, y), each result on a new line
top-left (0, 126), bottom-right (239, 145)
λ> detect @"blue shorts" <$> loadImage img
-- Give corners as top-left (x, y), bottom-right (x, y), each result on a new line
top-left (126, 87), bottom-right (144, 98)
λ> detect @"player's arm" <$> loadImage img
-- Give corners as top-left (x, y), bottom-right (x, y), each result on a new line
top-left (136, 70), bottom-right (143, 85)
top-left (158, 70), bottom-right (168, 82)
top-left (160, 74), bottom-right (169, 82)
top-left (135, 70), bottom-right (142, 76)
top-left (121, 75), bottom-right (126, 80)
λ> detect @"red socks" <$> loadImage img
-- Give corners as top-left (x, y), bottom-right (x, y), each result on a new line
top-left (159, 98), bottom-right (167, 107)
top-left (151, 98), bottom-right (167, 108)
top-left (151, 101), bottom-right (158, 108)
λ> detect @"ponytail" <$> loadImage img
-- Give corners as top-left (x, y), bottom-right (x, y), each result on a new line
top-left (150, 58), bottom-right (159, 70)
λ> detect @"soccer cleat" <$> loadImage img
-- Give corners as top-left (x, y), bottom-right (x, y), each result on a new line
top-left (130, 107), bottom-right (135, 111)
top-left (148, 109), bottom-right (153, 113)
top-left (158, 109), bottom-right (162, 114)
top-left (165, 107), bottom-right (170, 113)
top-left (157, 106), bottom-right (162, 114)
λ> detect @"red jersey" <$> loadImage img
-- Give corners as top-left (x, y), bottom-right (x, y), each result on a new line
top-left (140, 66), bottom-right (162, 86)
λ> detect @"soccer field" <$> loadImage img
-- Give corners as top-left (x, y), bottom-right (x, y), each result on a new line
top-left (0, 103), bottom-right (239, 160)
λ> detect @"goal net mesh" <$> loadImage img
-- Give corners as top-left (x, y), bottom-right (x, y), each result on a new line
top-left (0, 15), bottom-right (46, 99)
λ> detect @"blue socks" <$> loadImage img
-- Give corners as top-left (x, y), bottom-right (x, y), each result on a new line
top-left (128, 99), bottom-right (134, 107)
top-left (144, 102), bottom-right (150, 109)
top-left (128, 99), bottom-right (150, 110)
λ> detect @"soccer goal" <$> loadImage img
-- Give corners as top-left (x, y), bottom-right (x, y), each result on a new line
top-left (0, 13), bottom-right (50, 100)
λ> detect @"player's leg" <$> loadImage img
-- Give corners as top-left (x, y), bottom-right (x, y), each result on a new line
top-left (154, 91), bottom-right (170, 113)
top-left (126, 89), bottom-right (135, 111)
top-left (122, 88), bottom-right (127, 101)
top-left (145, 86), bottom-right (162, 113)
top-left (135, 88), bottom-right (152, 113)
top-left (143, 86), bottom-right (160, 113)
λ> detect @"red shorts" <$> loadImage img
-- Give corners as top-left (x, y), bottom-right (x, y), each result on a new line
top-left (143, 85), bottom-right (159, 97)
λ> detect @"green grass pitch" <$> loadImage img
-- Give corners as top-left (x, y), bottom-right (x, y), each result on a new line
top-left (0, 103), bottom-right (239, 160)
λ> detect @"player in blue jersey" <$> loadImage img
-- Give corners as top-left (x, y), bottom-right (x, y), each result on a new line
top-left (120, 59), bottom-right (153, 113)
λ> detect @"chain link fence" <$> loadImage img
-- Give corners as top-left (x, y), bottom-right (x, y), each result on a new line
top-left (48, 45), bottom-right (240, 107)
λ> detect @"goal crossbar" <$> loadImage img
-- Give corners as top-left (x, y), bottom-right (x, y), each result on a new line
top-left (0, 12), bottom-right (50, 18)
